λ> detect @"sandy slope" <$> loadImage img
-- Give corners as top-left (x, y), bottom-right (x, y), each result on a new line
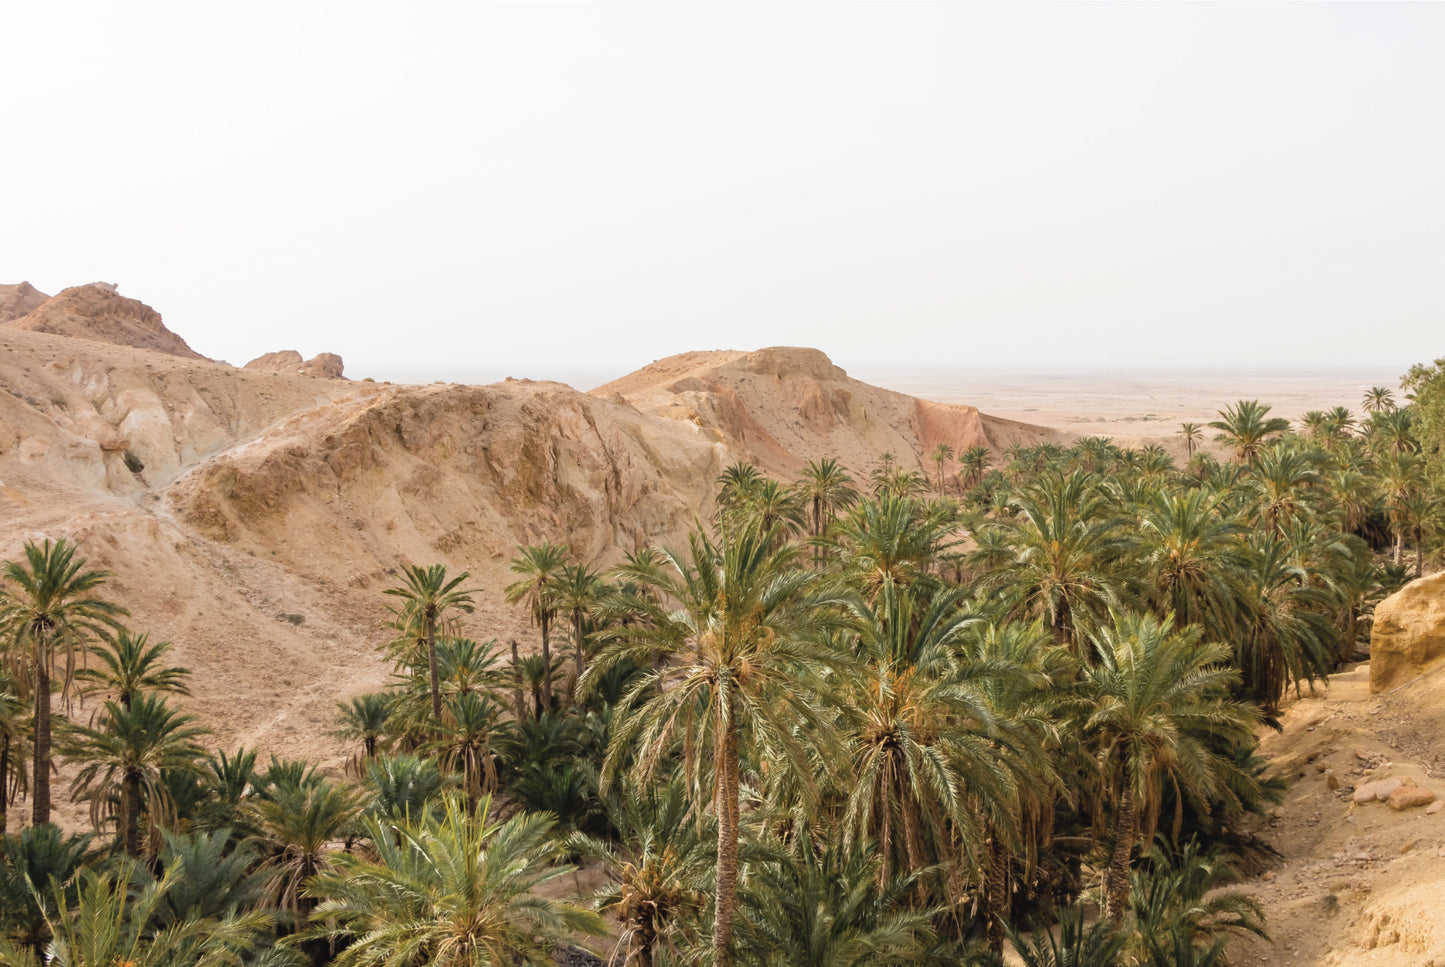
top-left (1231, 662), bottom-right (1445, 967)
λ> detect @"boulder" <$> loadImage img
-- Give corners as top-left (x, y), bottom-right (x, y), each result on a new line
top-left (1388, 785), bottom-right (1437, 810)
top-left (1369, 571), bottom-right (1445, 693)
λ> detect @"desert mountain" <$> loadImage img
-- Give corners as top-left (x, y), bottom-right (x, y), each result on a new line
top-left (595, 347), bottom-right (1055, 478)
top-left (244, 349), bottom-right (347, 379)
top-left (0, 281), bottom-right (49, 323)
top-left (3, 282), bottom-right (206, 359)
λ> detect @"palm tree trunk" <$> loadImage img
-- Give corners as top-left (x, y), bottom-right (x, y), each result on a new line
top-left (1394, 529), bottom-right (1404, 565)
top-left (426, 617), bottom-right (442, 721)
top-left (574, 613), bottom-right (586, 692)
top-left (31, 651), bottom-right (51, 827)
top-left (983, 827), bottom-right (1009, 955)
top-left (511, 639), bottom-right (526, 721)
top-left (1104, 781), bottom-right (1137, 923)
top-left (123, 768), bottom-right (142, 857)
top-left (0, 732), bottom-right (9, 834)
top-left (540, 614), bottom-right (553, 711)
top-left (713, 704), bottom-right (740, 967)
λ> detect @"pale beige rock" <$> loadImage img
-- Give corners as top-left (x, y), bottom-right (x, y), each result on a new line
top-left (1371, 571), bottom-right (1445, 693)
top-left (244, 350), bottom-right (346, 379)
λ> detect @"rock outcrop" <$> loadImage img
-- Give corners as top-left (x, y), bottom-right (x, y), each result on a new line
top-left (244, 350), bottom-right (346, 379)
top-left (0, 281), bottom-right (49, 323)
top-left (3, 283), bottom-right (206, 359)
top-left (1369, 570), bottom-right (1445, 692)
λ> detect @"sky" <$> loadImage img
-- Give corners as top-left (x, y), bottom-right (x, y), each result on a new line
top-left (3, 2), bottom-right (1443, 385)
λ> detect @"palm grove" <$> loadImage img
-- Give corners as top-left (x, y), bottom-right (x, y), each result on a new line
top-left (3, 363), bottom-right (1445, 967)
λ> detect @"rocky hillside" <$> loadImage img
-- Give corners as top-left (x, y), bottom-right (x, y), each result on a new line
top-left (3, 282), bottom-right (206, 359)
top-left (594, 346), bottom-right (1055, 478)
top-left (0, 281), bottom-right (48, 323)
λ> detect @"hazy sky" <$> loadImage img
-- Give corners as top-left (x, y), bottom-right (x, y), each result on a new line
top-left (3, 2), bottom-right (1443, 384)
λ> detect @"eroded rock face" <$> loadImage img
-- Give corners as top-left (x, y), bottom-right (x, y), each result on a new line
top-left (1370, 571), bottom-right (1445, 692)
top-left (3, 283), bottom-right (206, 359)
top-left (244, 350), bottom-right (346, 379)
top-left (0, 281), bottom-right (49, 323)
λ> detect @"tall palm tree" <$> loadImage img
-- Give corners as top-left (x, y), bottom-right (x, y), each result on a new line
top-left (505, 543), bottom-right (569, 712)
top-left (1177, 423), bottom-right (1204, 460)
top-left (593, 522), bottom-right (837, 967)
top-left (385, 563), bottom-right (478, 721)
top-left (1135, 488), bottom-right (1251, 641)
top-left (303, 798), bottom-right (604, 966)
top-left (76, 630), bottom-right (190, 711)
top-left (1363, 386), bottom-right (1397, 414)
top-left (1083, 613), bottom-right (1259, 921)
top-left (1208, 400), bottom-right (1290, 465)
top-left (0, 538), bottom-right (128, 826)
top-left (61, 693), bottom-right (209, 858)
top-left (796, 457), bottom-right (859, 539)
top-left (555, 562), bottom-right (606, 689)
top-left (835, 582), bottom-right (1038, 911)
top-left (929, 443), bottom-right (954, 495)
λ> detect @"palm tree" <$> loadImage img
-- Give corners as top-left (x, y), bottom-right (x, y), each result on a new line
top-left (991, 471), bottom-right (1133, 653)
top-left (331, 693), bottom-right (394, 775)
top-left (1135, 488), bottom-right (1251, 640)
top-left (385, 563), bottom-right (478, 721)
top-left (796, 457), bottom-right (859, 539)
top-left (836, 582), bottom-right (1039, 912)
top-left (1083, 613), bottom-right (1259, 921)
top-left (1208, 400), bottom-right (1290, 465)
top-left (1325, 405), bottom-right (1356, 439)
top-left (61, 693), bottom-right (209, 858)
top-left (746, 479), bottom-right (809, 537)
top-left (929, 443), bottom-right (954, 495)
top-left (1367, 407), bottom-right (1418, 455)
top-left (1376, 451), bottom-right (1426, 565)
top-left (303, 798), bottom-right (604, 966)
top-left (429, 692), bottom-right (502, 816)
top-left (1177, 423), bottom-right (1204, 460)
top-left (569, 779), bottom-right (713, 967)
top-left (0, 824), bottom-right (96, 960)
top-left (555, 562), bottom-right (606, 690)
top-left (27, 861), bottom-right (269, 967)
top-left (1363, 386), bottom-right (1397, 414)
top-left (736, 836), bottom-right (939, 967)
top-left (1298, 410), bottom-right (1329, 441)
top-left (0, 538), bottom-right (128, 826)
top-left (252, 773), bottom-right (365, 919)
top-left (827, 494), bottom-right (959, 604)
top-left (506, 543), bottom-right (569, 712)
top-left (593, 521), bottom-right (837, 967)
top-left (76, 630), bottom-right (190, 711)
top-left (959, 445), bottom-right (992, 491)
